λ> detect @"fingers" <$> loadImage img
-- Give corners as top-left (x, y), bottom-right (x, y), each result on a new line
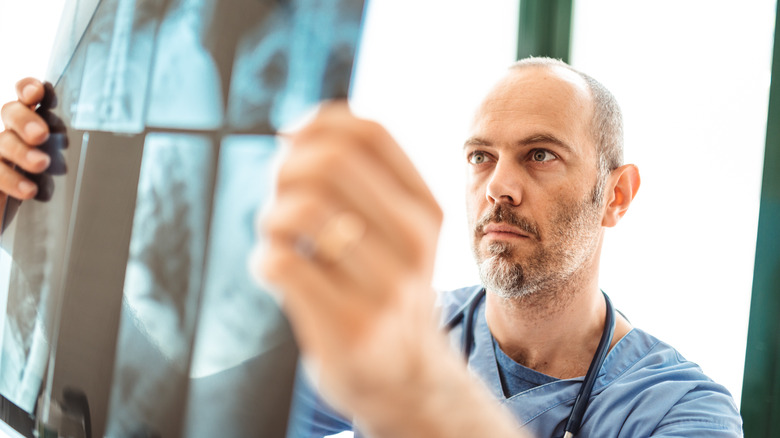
top-left (15, 78), bottom-right (46, 108)
top-left (0, 108), bottom-right (50, 199)
top-left (292, 103), bottom-right (440, 209)
top-left (260, 216), bottom-right (411, 357)
top-left (1, 100), bottom-right (50, 146)
top-left (261, 190), bottom-right (404, 298)
top-left (0, 130), bottom-right (52, 173)
top-left (261, 104), bottom-right (443, 287)
top-left (0, 160), bottom-right (39, 199)
top-left (3, 78), bottom-right (50, 146)
top-left (0, 78), bottom-right (51, 200)
top-left (260, 236), bottom-right (368, 356)
top-left (276, 135), bottom-right (439, 270)
top-left (254, 106), bottom-right (448, 415)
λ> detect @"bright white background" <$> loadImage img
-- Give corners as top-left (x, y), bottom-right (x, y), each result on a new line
top-left (0, 2), bottom-right (774, 434)
top-left (569, 0), bottom-right (775, 410)
top-left (0, 1), bottom-right (66, 110)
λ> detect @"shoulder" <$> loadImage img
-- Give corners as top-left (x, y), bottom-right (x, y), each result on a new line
top-left (597, 328), bottom-right (743, 436)
top-left (287, 367), bottom-right (354, 436)
top-left (436, 285), bottom-right (484, 326)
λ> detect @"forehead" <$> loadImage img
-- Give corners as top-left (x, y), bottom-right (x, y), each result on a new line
top-left (470, 66), bottom-right (595, 149)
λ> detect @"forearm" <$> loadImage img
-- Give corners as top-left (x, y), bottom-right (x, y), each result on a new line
top-left (352, 332), bottom-right (528, 438)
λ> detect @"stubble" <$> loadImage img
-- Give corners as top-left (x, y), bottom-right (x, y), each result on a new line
top-left (473, 180), bottom-right (604, 304)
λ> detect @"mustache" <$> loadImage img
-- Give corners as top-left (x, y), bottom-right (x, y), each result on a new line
top-left (475, 205), bottom-right (541, 240)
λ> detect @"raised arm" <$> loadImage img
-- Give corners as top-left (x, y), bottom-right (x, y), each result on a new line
top-left (252, 103), bottom-right (528, 438)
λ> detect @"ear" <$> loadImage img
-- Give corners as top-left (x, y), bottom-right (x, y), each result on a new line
top-left (601, 164), bottom-right (640, 228)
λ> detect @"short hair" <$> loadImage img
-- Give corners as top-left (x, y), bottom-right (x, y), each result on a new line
top-left (509, 57), bottom-right (624, 178)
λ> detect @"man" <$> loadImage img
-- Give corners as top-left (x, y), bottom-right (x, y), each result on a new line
top-left (1, 58), bottom-right (742, 436)
top-left (254, 57), bottom-right (743, 437)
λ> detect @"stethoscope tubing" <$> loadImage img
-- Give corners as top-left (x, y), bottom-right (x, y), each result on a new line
top-left (443, 288), bottom-right (616, 438)
top-left (563, 292), bottom-right (615, 437)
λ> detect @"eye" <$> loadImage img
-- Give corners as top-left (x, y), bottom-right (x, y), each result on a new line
top-left (468, 151), bottom-right (490, 165)
top-left (531, 149), bottom-right (556, 162)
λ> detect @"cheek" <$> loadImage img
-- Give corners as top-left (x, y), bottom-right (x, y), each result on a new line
top-left (465, 186), bottom-right (484, 227)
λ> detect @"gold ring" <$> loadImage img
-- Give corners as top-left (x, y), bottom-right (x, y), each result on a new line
top-left (298, 212), bottom-right (367, 263)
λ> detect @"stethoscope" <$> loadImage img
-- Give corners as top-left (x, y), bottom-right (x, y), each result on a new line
top-left (444, 288), bottom-right (615, 438)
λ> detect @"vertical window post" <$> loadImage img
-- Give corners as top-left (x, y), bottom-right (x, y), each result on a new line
top-left (741, 3), bottom-right (780, 436)
top-left (516, 0), bottom-right (573, 61)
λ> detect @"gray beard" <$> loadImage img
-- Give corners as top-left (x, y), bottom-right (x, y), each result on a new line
top-left (473, 177), bottom-right (606, 301)
top-left (478, 241), bottom-right (548, 299)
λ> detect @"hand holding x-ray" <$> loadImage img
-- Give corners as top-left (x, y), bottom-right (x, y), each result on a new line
top-left (0, 79), bottom-right (69, 232)
top-left (254, 103), bottom-right (524, 438)
top-left (0, 79), bottom-right (52, 202)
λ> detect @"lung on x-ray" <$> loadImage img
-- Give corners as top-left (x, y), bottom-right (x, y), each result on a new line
top-left (0, 0), bottom-right (366, 436)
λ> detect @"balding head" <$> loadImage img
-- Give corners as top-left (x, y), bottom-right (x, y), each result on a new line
top-left (510, 57), bottom-right (624, 180)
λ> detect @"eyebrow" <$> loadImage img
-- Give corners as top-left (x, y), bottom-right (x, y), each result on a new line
top-left (463, 134), bottom-right (575, 154)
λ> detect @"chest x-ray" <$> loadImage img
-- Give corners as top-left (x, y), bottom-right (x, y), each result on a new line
top-left (0, 0), bottom-right (365, 436)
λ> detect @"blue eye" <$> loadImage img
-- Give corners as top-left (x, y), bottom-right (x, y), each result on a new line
top-left (531, 149), bottom-right (555, 162)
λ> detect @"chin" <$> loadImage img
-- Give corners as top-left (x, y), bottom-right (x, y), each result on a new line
top-left (484, 239), bottom-right (520, 258)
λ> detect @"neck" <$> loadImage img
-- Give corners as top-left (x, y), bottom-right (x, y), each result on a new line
top-left (484, 263), bottom-right (628, 379)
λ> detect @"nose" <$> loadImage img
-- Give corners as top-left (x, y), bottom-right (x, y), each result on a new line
top-left (485, 160), bottom-right (522, 206)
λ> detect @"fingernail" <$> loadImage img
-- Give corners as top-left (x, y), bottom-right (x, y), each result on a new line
top-left (18, 180), bottom-right (37, 197)
top-left (22, 84), bottom-right (37, 102)
top-left (27, 149), bottom-right (51, 168)
top-left (24, 122), bottom-right (47, 141)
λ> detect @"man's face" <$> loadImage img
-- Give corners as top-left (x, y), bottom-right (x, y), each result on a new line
top-left (465, 66), bottom-right (606, 299)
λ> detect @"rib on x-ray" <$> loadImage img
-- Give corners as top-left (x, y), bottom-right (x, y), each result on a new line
top-left (0, 0), bottom-right (366, 436)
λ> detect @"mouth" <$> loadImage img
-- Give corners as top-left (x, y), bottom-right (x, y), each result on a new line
top-left (481, 223), bottom-right (532, 240)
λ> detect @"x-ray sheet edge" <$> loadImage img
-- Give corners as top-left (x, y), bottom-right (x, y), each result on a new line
top-left (46, 0), bottom-right (101, 85)
top-left (0, 248), bottom-right (10, 373)
top-left (0, 419), bottom-right (25, 438)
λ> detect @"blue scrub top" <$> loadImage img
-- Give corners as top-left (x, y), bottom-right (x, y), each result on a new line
top-left (287, 286), bottom-right (744, 437)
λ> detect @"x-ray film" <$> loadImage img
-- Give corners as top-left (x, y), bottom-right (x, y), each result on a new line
top-left (145, 0), bottom-right (225, 129)
top-left (183, 136), bottom-right (297, 437)
top-left (0, 0), bottom-right (366, 436)
top-left (0, 122), bottom-right (83, 414)
top-left (104, 134), bottom-right (214, 437)
top-left (227, 0), bottom-right (364, 133)
top-left (47, 0), bottom-right (102, 85)
top-left (71, 0), bottom-right (163, 133)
